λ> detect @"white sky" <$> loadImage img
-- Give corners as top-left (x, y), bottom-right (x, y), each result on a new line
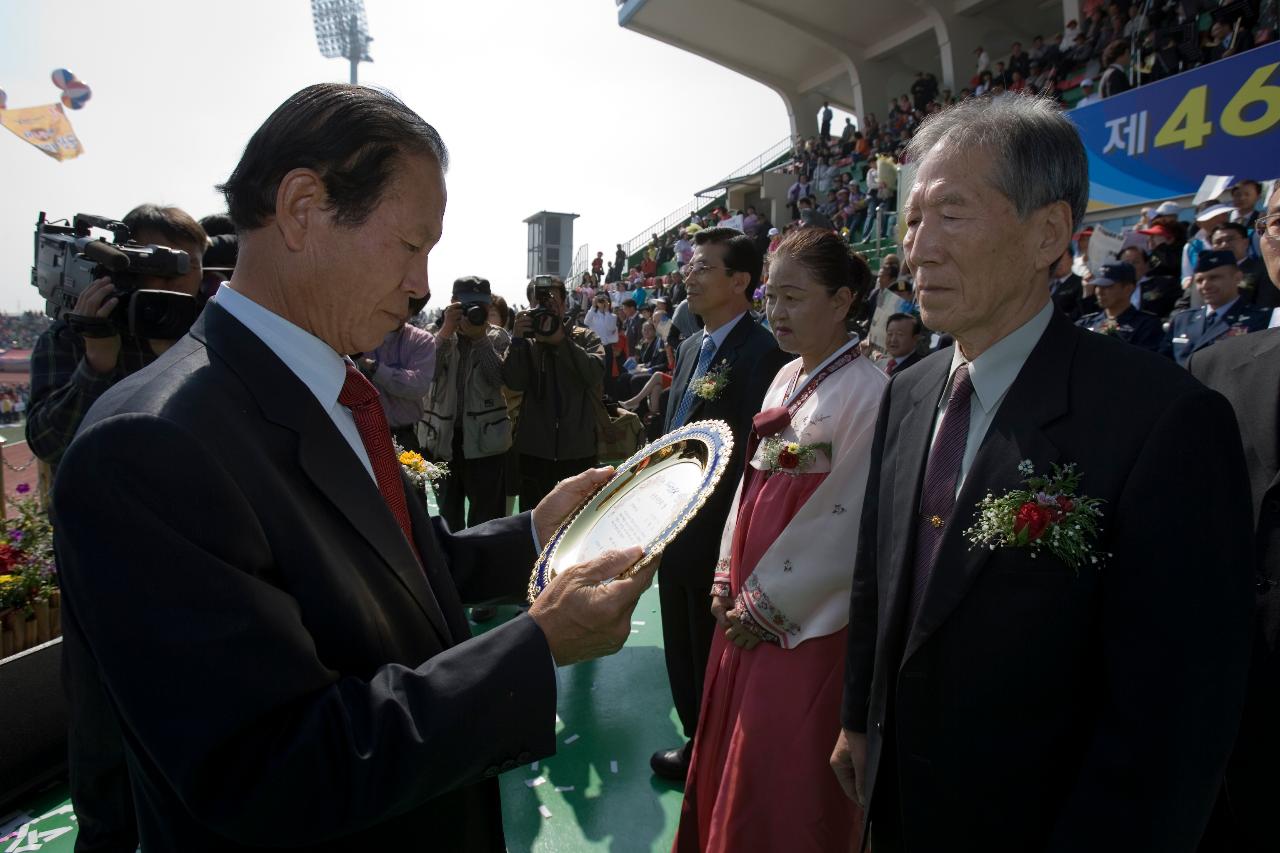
top-left (0, 0), bottom-right (794, 313)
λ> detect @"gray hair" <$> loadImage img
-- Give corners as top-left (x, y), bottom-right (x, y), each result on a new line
top-left (905, 94), bottom-right (1089, 230)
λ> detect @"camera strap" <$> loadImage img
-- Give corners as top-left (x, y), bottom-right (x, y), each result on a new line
top-left (68, 314), bottom-right (118, 339)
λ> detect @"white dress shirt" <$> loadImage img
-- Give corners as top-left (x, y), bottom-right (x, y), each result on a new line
top-left (213, 284), bottom-right (376, 482)
top-left (931, 300), bottom-right (1054, 495)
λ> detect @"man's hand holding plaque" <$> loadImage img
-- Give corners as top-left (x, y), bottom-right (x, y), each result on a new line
top-left (528, 467), bottom-right (653, 666)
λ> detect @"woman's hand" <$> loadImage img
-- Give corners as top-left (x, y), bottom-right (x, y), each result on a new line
top-left (724, 608), bottom-right (763, 650)
top-left (710, 593), bottom-right (734, 629)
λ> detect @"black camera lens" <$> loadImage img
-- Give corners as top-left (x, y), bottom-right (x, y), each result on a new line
top-left (462, 303), bottom-right (488, 326)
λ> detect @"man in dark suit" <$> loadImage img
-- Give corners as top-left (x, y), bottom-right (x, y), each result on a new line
top-left (1160, 250), bottom-right (1270, 367)
top-left (52, 84), bottom-right (654, 852)
top-left (831, 96), bottom-right (1254, 852)
top-left (879, 312), bottom-right (924, 374)
top-left (621, 298), bottom-right (644, 352)
top-left (1048, 251), bottom-right (1083, 319)
top-left (649, 227), bottom-right (789, 780)
top-left (1190, 185), bottom-right (1280, 853)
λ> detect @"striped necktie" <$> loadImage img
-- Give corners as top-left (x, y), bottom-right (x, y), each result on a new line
top-left (671, 335), bottom-right (718, 429)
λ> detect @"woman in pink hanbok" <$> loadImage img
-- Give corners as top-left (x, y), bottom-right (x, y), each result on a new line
top-left (675, 228), bottom-right (887, 852)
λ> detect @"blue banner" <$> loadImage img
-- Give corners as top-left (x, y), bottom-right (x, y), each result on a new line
top-left (1069, 42), bottom-right (1280, 210)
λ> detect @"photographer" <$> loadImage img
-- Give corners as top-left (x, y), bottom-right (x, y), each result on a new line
top-left (421, 276), bottom-right (512, 530)
top-left (27, 204), bottom-right (207, 470)
top-left (502, 276), bottom-right (605, 508)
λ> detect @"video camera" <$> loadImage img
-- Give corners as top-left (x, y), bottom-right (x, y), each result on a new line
top-left (32, 212), bottom-right (199, 340)
top-left (524, 275), bottom-right (563, 339)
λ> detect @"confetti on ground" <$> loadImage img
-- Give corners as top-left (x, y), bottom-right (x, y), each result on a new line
top-left (631, 629), bottom-right (639, 634)
top-left (531, 761), bottom-right (539, 771)
top-left (539, 805), bottom-right (552, 819)
top-left (610, 760), bottom-right (619, 774)
top-left (555, 714), bottom-right (562, 724)
top-left (564, 733), bottom-right (580, 745)
top-left (554, 785), bottom-right (574, 793)
top-left (525, 776), bottom-right (546, 788)
top-left (633, 620), bottom-right (646, 626)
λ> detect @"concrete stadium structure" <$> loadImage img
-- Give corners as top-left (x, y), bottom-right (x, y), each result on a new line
top-left (618, 0), bottom-right (1079, 138)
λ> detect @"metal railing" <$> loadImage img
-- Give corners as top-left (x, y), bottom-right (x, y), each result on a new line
top-left (715, 134), bottom-right (794, 187)
top-left (565, 243), bottom-right (590, 285)
top-left (621, 135), bottom-right (797, 258)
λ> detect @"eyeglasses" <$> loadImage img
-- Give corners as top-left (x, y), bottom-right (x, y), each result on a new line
top-left (1258, 212), bottom-right (1280, 240)
top-left (681, 261), bottom-right (730, 277)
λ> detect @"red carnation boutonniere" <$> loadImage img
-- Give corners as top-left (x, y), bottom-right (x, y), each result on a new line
top-left (760, 437), bottom-right (830, 476)
top-left (966, 460), bottom-right (1107, 571)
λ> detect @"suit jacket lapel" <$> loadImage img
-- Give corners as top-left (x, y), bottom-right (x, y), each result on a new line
top-left (665, 331), bottom-right (704, 431)
top-left (900, 313), bottom-right (1074, 664)
top-left (193, 303), bottom-right (453, 645)
top-left (1234, 332), bottom-right (1280, 512)
top-left (689, 313), bottom-right (754, 420)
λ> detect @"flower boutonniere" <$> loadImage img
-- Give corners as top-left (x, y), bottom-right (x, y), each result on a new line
top-left (396, 445), bottom-right (449, 491)
top-left (760, 436), bottom-right (831, 475)
top-left (693, 361), bottom-right (731, 401)
top-left (965, 459), bottom-right (1106, 571)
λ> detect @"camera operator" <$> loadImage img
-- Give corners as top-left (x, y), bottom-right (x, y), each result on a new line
top-left (26, 204), bottom-right (207, 470)
top-left (502, 276), bottom-right (605, 509)
top-left (356, 293), bottom-right (434, 453)
top-left (421, 276), bottom-right (512, 530)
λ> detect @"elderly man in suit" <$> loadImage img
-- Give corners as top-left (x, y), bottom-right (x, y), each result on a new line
top-left (830, 95), bottom-right (1254, 852)
top-left (879, 312), bottom-right (925, 374)
top-left (1160, 250), bottom-right (1270, 367)
top-left (1190, 184), bottom-right (1280, 853)
top-left (52, 84), bottom-right (654, 852)
top-left (649, 227), bottom-right (789, 780)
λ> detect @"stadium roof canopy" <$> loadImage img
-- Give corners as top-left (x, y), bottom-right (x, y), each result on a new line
top-left (619, 0), bottom-right (1072, 136)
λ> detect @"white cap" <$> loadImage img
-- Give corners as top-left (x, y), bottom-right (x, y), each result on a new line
top-left (767, 227), bottom-right (780, 236)
top-left (1155, 201), bottom-right (1180, 217)
top-left (1195, 203), bottom-right (1234, 222)
top-left (1081, 78), bottom-right (1094, 87)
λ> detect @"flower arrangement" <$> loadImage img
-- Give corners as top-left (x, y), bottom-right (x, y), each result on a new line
top-left (760, 436), bottom-right (831, 475)
top-left (964, 460), bottom-right (1106, 572)
top-left (0, 484), bottom-right (59, 659)
top-left (396, 446), bottom-right (449, 492)
top-left (692, 362), bottom-right (731, 401)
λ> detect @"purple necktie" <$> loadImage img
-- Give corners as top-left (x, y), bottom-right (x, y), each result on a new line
top-left (909, 363), bottom-right (974, 623)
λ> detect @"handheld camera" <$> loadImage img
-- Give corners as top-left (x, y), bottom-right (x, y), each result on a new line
top-left (32, 212), bottom-right (199, 340)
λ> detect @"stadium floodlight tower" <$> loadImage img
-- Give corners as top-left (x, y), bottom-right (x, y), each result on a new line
top-left (311, 0), bottom-right (373, 84)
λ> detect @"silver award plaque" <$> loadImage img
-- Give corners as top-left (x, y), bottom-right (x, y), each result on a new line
top-left (528, 420), bottom-right (735, 601)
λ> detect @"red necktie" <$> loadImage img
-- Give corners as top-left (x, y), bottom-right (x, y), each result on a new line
top-left (886, 358), bottom-right (898, 374)
top-left (338, 363), bottom-right (420, 561)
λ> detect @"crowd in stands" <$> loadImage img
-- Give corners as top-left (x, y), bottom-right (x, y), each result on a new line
top-left (0, 312), bottom-right (51, 350)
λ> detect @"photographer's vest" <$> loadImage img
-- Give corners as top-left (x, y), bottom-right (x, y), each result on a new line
top-left (419, 327), bottom-right (512, 463)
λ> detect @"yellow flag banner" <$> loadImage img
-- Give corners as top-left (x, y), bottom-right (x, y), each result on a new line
top-left (0, 103), bottom-right (84, 161)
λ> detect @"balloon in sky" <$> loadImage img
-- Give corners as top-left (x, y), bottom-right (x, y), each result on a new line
top-left (51, 68), bottom-right (78, 90)
top-left (61, 91), bottom-right (91, 111)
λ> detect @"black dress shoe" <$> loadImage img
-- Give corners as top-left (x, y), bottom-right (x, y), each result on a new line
top-left (650, 742), bottom-right (691, 781)
top-left (470, 606), bottom-right (495, 623)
